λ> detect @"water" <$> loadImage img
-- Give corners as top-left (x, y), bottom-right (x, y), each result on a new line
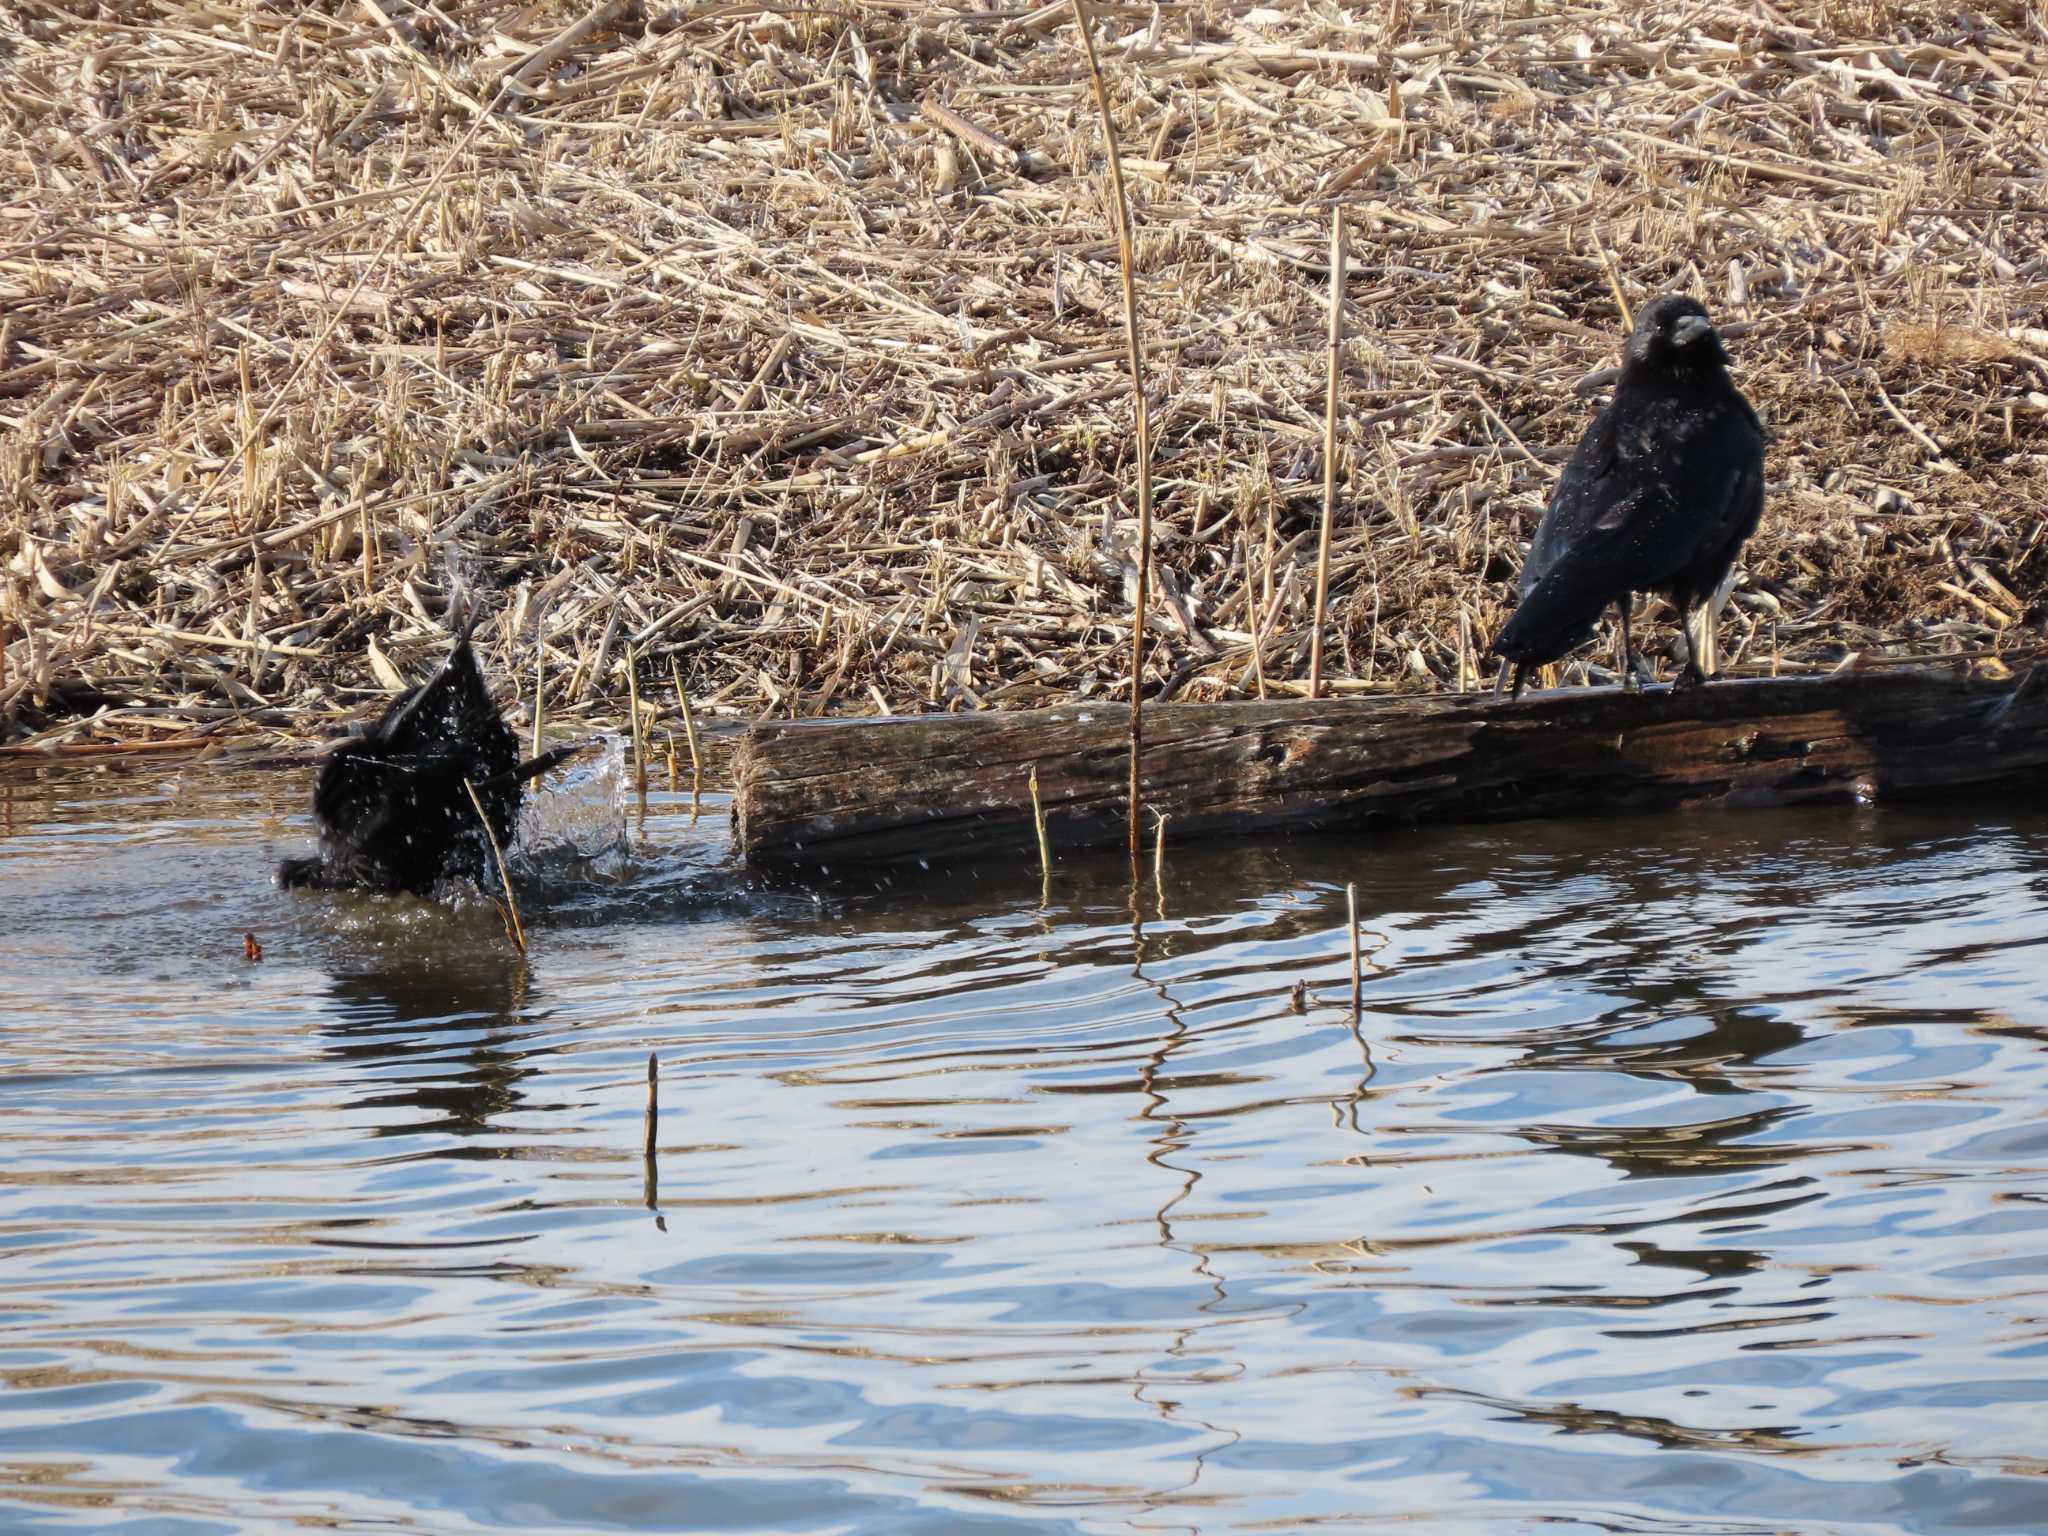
top-left (2, 759), bottom-right (2046, 1535)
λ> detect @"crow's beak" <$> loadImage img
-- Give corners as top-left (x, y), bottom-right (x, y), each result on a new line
top-left (1672, 313), bottom-right (1714, 348)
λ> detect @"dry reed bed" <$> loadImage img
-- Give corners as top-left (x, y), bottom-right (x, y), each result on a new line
top-left (0, 0), bottom-right (2044, 752)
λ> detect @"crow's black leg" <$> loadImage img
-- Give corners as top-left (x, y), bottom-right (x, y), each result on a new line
top-left (1510, 663), bottom-right (1528, 701)
top-left (1615, 599), bottom-right (1639, 692)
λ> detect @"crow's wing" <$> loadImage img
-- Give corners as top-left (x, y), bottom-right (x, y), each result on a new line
top-left (1495, 392), bottom-right (1718, 665)
top-left (1700, 425), bottom-right (1765, 561)
top-left (1532, 393), bottom-right (1756, 596)
top-left (1519, 402), bottom-right (1623, 598)
top-left (310, 737), bottom-right (399, 842)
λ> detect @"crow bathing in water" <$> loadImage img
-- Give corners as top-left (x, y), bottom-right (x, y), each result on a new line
top-left (1491, 295), bottom-right (1764, 698)
top-left (279, 622), bottom-right (586, 896)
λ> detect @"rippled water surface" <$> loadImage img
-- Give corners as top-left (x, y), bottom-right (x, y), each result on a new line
top-left (2, 759), bottom-right (2046, 1535)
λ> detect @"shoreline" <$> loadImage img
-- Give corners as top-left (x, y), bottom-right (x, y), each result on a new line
top-left (3, 3), bottom-right (2043, 748)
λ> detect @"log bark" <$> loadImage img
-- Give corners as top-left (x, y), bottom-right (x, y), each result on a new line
top-left (733, 668), bottom-right (2048, 868)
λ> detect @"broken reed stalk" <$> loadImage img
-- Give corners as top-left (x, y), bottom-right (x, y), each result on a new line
top-left (531, 650), bottom-right (544, 759)
top-left (1346, 880), bottom-right (1362, 1020)
top-left (359, 502), bottom-right (375, 598)
top-left (1249, 489), bottom-right (1275, 701)
top-left (1152, 807), bottom-right (1168, 895)
top-left (1590, 226), bottom-right (1634, 331)
top-left (643, 1051), bottom-right (658, 1161)
top-left (1071, 0), bottom-right (1155, 861)
top-left (463, 776), bottom-right (526, 955)
top-left (624, 647), bottom-right (645, 793)
top-left (1028, 764), bottom-right (1051, 905)
top-left (670, 655), bottom-right (703, 816)
top-left (1309, 207), bottom-right (1347, 701)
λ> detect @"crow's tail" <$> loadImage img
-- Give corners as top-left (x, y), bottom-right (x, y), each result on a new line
top-left (1490, 558), bottom-right (1612, 666)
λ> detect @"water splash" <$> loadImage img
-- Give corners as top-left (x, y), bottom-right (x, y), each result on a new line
top-left (515, 735), bottom-right (629, 875)
top-left (438, 541), bottom-right (480, 626)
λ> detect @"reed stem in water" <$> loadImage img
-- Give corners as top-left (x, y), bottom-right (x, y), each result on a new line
top-left (643, 1051), bottom-right (658, 1161)
top-left (463, 777), bottom-right (526, 955)
top-left (1347, 880), bottom-right (1362, 1020)
top-left (1028, 764), bottom-right (1051, 907)
top-left (670, 656), bottom-right (703, 819)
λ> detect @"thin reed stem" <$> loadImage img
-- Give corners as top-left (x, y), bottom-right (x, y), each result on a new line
top-left (1071, 0), bottom-right (1154, 860)
top-left (1590, 226), bottom-right (1634, 331)
top-left (1029, 764), bottom-right (1051, 907)
top-left (625, 646), bottom-right (645, 794)
top-left (1310, 207), bottom-right (1347, 700)
top-left (643, 1051), bottom-right (658, 1161)
top-left (670, 656), bottom-right (703, 820)
top-left (531, 650), bottom-right (544, 759)
top-left (463, 777), bottom-right (526, 955)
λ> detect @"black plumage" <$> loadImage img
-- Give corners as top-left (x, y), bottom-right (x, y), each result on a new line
top-left (1492, 295), bottom-right (1765, 697)
top-left (279, 627), bottom-right (583, 896)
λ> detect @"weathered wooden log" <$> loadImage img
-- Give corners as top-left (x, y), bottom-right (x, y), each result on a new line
top-left (732, 668), bottom-right (2048, 868)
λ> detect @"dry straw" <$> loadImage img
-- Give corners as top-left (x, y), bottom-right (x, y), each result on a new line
top-left (0, 4), bottom-right (2041, 755)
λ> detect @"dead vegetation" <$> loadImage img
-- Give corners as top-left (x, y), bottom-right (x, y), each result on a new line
top-left (1, 1), bottom-right (2044, 751)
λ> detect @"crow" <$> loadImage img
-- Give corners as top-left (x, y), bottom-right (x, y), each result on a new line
top-left (279, 620), bottom-right (586, 896)
top-left (1491, 294), bottom-right (1765, 698)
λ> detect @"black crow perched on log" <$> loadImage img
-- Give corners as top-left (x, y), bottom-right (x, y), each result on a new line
top-left (1492, 295), bottom-right (1764, 698)
top-left (279, 620), bottom-right (587, 896)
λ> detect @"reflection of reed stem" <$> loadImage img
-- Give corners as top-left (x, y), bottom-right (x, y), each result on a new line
top-left (463, 777), bottom-right (526, 954)
top-left (1347, 880), bottom-right (1362, 1019)
top-left (1131, 958), bottom-right (1243, 1508)
top-left (1336, 881), bottom-right (1377, 1133)
top-left (1152, 808), bottom-right (1169, 916)
top-left (643, 1052), bottom-right (662, 1223)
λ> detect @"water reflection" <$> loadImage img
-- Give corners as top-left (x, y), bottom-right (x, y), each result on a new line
top-left (320, 956), bottom-right (538, 1143)
top-left (0, 768), bottom-right (2046, 1535)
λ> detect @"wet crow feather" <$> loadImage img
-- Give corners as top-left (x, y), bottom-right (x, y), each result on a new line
top-left (279, 629), bottom-right (585, 896)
